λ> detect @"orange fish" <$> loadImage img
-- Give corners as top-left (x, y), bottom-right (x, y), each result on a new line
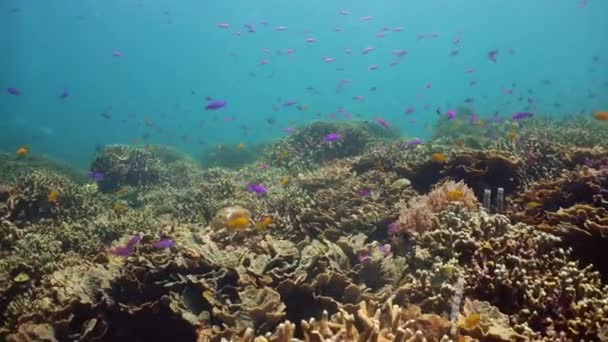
top-left (430, 152), bottom-right (447, 163)
top-left (115, 188), bottom-right (130, 196)
top-left (255, 215), bottom-right (273, 230)
top-left (279, 176), bottom-right (289, 186)
top-left (47, 190), bottom-right (59, 205)
top-left (16, 146), bottom-right (28, 156)
top-left (593, 111), bottom-right (608, 121)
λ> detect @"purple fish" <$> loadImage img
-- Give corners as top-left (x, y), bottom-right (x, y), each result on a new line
top-left (324, 132), bottom-right (340, 142)
top-left (378, 244), bottom-right (391, 256)
top-left (446, 109), bottom-right (456, 120)
top-left (357, 249), bottom-right (371, 262)
top-left (387, 222), bottom-right (400, 235)
top-left (110, 234), bottom-right (141, 256)
top-left (110, 245), bottom-right (133, 256)
top-left (59, 89), bottom-right (70, 99)
top-left (283, 100), bottom-right (297, 107)
top-left (375, 117), bottom-right (390, 129)
top-left (487, 49), bottom-right (498, 63)
top-left (247, 183), bottom-right (267, 195)
top-left (407, 138), bottom-right (422, 147)
top-left (282, 127), bottom-right (295, 133)
top-left (7, 87), bottom-right (21, 96)
top-left (153, 239), bottom-right (175, 249)
top-left (87, 171), bottom-right (105, 181)
top-left (470, 114), bottom-right (479, 124)
top-left (512, 112), bottom-right (534, 121)
top-left (205, 100), bottom-right (227, 110)
top-left (126, 234), bottom-right (142, 248)
top-left (357, 188), bottom-right (371, 197)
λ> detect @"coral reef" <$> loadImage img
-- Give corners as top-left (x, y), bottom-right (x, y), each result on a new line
top-left (1, 119), bottom-right (608, 341)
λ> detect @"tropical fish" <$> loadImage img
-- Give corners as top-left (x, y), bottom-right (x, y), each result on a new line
top-left (16, 146), bottom-right (28, 156)
top-left (110, 234), bottom-right (141, 256)
top-left (255, 216), bottom-right (273, 230)
top-left (7, 87), bottom-right (21, 96)
top-left (430, 152), bottom-right (447, 163)
top-left (153, 239), bottom-right (175, 249)
top-left (407, 138), bottom-right (422, 148)
top-left (247, 183), bottom-right (267, 195)
top-left (446, 109), bottom-right (456, 120)
top-left (592, 111), bottom-right (608, 121)
top-left (387, 222), bottom-right (400, 235)
top-left (525, 201), bottom-right (542, 209)
top-left (226, 215), bottom-right (251, 230)
top-left (88, 171), bottom-right (105, 181)
top-left (279, 176), bottom-right (289, 187)
top-left (487, 49), bottom-right (498, 63)
top-left (357, 188), bottom-right (371, 197)
top-left (378, 244), bottom-right (391, 256)
top-left (324, 132), bottom-right (340, 142)
top-left (375, 117), bottom-right (389, 129)
top-left (205, 100), bottom-right (227, 110)
top-left (512, 112), bottom-right (534, 121)
top-left (47, 190), bottom-right (60, 205)
top-left (446, 189), bottom-right (465, 201)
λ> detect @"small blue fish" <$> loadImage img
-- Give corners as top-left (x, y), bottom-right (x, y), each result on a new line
top-left (59, 89), bottom-right (70, 99)
top-left (7, 87), bottom-right (21, 96)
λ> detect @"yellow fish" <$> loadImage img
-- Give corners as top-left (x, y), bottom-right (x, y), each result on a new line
top-left (279, 176), bottom-right (289, 186)
top-left (430, 152), bottom-right (447, 163)
top-left (16, 146), bottom-right (28, 157)
top-left (226, 216), bottom-right (250, 230)
top-left (236, 143), bottom-right (245, 150)
top-left (446, 189), bottom-right (464, 201)
top-left (525, 201), bottom-right (542, 209)
top-left (255, 216), bottom-right (273, 230)
top-left (459, 313), bottom-right (482, 330)
top-left (47, 190), bottom-right (60, 205)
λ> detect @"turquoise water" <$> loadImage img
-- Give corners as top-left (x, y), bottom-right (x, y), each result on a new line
top-left (2, 0), bottom-right (607, 167)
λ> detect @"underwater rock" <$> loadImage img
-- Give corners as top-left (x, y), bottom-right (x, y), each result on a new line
top-left (0, 184), bottom-right (12, 202)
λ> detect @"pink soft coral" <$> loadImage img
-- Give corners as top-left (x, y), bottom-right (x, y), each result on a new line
top-left (395, 180), bottom-right (478, 236)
